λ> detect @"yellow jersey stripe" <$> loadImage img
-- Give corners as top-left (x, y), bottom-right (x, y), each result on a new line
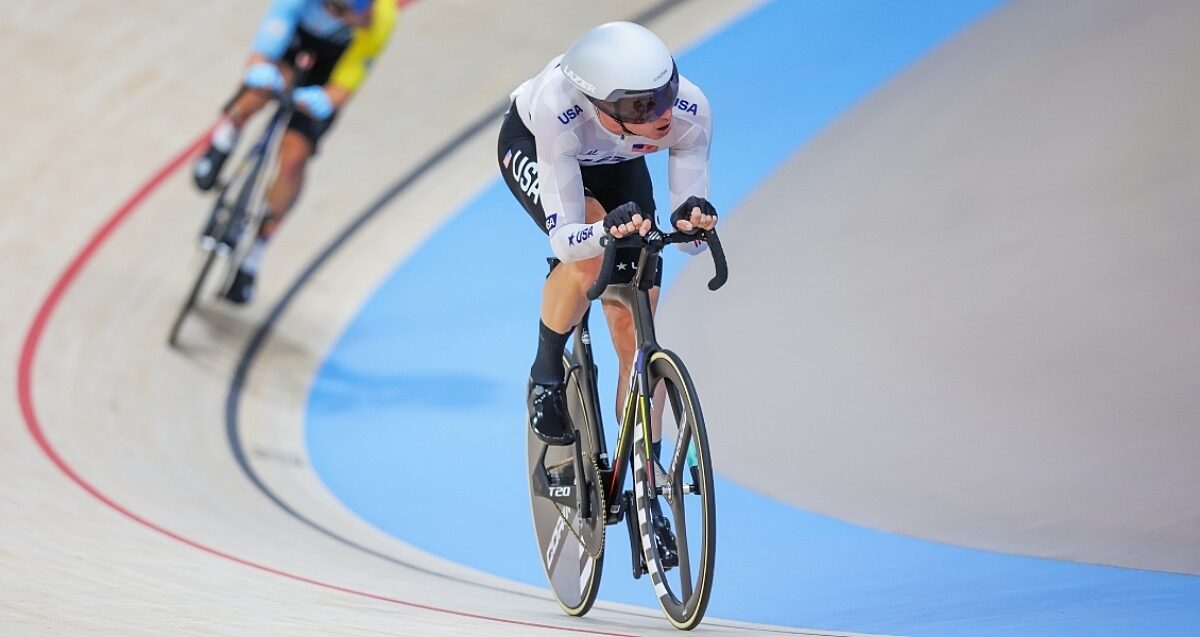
top-left (330, 0), bottom-right (398, 92)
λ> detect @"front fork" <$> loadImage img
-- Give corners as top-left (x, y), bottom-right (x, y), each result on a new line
top-left (624, 346), bottom-right (661, 578)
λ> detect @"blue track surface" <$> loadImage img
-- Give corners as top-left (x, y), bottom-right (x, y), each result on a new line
top-left (306, 1), bottom-right (1200, 634)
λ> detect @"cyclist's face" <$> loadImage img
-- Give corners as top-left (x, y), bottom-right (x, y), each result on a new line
top-left (596, 107), bottom-right (674, 140)
top-left (623, 107), bottom-right (674, 140)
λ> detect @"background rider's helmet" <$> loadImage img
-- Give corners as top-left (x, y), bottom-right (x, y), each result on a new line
top-left (560, 21), bottom-right (680, 125)
top-left (326, 0), bottom-right (372, 12)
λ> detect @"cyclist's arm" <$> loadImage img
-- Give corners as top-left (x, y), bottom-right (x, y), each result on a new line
top-left (531, 123), bottom-right (613, 262)
top-left (668, 131), bottom-right (712, 254)
top-left (328, 0), bottom-right (399, 98)
top-left (250, 0), bottom-right (304, 61)
top-left (539, 132), bottom-right (606, 262)
top-left (666, 82), bottom-right (713, 254)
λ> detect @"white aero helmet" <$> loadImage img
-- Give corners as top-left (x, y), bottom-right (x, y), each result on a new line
top-left (560, 21), bottom-right (680, 125)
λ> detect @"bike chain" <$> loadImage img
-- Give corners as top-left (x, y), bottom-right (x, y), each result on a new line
top-left (549, 453), bottom-right (607, 561)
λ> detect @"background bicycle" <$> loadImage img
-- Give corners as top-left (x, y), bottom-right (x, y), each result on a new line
top-left (166, 88), bottom-right (296, 347)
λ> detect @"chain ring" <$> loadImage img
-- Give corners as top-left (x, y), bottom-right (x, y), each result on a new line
top-left (548, 453), bottom-right (606, 561)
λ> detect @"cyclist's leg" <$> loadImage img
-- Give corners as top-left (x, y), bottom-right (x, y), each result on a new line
top-left (256, 30), bottom-right (339, 238)
top-left (600, 291), bottom-right (667, 441)
top-left (223, 116), bottom-right (320, 305)
top-left (498, 103), bottom-right (604, 383)
top-left (195, 86), bottom-right (274, 191)
top-left (261, 129), bottom-right (314, 238)
top-left (226, 87), bottom-right (272, 127)
top-left (258, 104), bottom-right (335, 240)
top-left (524, 196), bottom-right (604, 444)
top-left (499, 103), bottom-right (603, 445)
top-left (538, 196), bottom-right (606, 334)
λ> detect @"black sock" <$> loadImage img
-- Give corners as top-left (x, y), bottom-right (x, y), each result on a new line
top-left (651, 440), bottom-right (662, 462)
top-left (530, 320), bottom-right (570, 385)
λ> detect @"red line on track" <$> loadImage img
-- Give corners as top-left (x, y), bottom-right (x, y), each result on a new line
top-left (15, 129), bottom-right (633, 635)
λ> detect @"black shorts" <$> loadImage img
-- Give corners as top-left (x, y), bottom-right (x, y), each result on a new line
top-left (281, 28), bottom-right (346, 152)
top-left (497, 103), bottom-right (661, 285)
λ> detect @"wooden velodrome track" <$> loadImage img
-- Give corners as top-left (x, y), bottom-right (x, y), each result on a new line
top-left (5, 0), bottom-right (1199, 634)
top-left (0, 1), bottom-right (865, 635)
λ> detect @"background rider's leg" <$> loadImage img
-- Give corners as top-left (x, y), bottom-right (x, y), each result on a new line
top-left (260, 130), bottom-right (313, 239)
top-left (231, 130), bottom-right (311, 293)
top-left (226, 89), bottom-right (271, 128)
top-left (195, 88), bottom-right (273, 190)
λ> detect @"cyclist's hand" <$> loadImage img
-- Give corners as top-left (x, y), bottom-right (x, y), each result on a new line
top-left (671, 196), bottom-right (718, 235)
top-left (294, 86), bottom-right (334, 121)
top-left (604, 201), bottom-right (652, 238)
top-left (243, 62), bottom-right (284, 92)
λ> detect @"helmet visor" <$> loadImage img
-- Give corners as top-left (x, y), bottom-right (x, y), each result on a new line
top-left (591, 66), bottom-right (679, 125)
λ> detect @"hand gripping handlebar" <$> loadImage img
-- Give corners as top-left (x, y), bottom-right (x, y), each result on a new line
top-left (586, 229), bottom-right (728, 301)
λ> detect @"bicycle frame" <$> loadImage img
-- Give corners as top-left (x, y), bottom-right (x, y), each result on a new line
top-left (230, 113), bottom-right (285, 194)
top-left (581, 286), bottom-right (659, 525)
top-left (221, 101), bottom-right (292, 234)
top-left (217, 103), bottom-right (293, 288)
top-left (572, 229), bottom-right (726, 526)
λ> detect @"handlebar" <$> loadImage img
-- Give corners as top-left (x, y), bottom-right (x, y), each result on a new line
top-left (585, 228), bottom-right (729, 301)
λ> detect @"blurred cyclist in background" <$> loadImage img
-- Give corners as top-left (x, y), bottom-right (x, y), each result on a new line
top-left (499, 21), bottom-right (719, 567)
top-left (192, 0), bottom-right (397, 304)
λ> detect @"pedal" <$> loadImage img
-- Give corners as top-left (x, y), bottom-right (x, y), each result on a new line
top-left (599, 467), bottom-right (620, 524)
top-left (622, 491), bottom-right (646, 578)
top-left (199, 205), bottom-right (230, 253)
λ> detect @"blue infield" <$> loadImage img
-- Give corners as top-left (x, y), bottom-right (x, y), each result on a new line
top-left (305, 1), bottom-right (1200, 634)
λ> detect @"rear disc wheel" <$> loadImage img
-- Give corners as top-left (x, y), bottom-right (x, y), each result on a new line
top-left (525, 353), bottom-right (606, 616)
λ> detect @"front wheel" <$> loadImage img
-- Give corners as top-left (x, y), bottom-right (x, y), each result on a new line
top-left (635, 349), bottom-right (716, 630)
top-left (166, 188), bottom-right (237, 347)
top-left (167, 143), bottom-right (262, 346)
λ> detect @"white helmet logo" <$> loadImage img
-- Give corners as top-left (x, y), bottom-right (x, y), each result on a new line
top-left (563, 66), bottom-right (597, 94)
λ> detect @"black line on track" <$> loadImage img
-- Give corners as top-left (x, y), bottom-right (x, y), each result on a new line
top-left (218, 2), bottom-right (819, 632)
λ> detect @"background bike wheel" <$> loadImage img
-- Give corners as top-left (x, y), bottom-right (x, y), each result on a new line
top-left (524, 353), bottom-right (606, 616)
top-left (635, 349), bottom-right (716, 630)
top-left (168, 188), bottom-right (237, 345)
top-left (166, 235), bottom-right (223, 347)
top-left (167, 140), bottom-right (267, 347)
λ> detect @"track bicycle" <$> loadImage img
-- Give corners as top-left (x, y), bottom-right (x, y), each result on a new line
top-left (166, 83), bottom-right (298, 346)
top-left (527, 226), bottom-right (728, 630)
